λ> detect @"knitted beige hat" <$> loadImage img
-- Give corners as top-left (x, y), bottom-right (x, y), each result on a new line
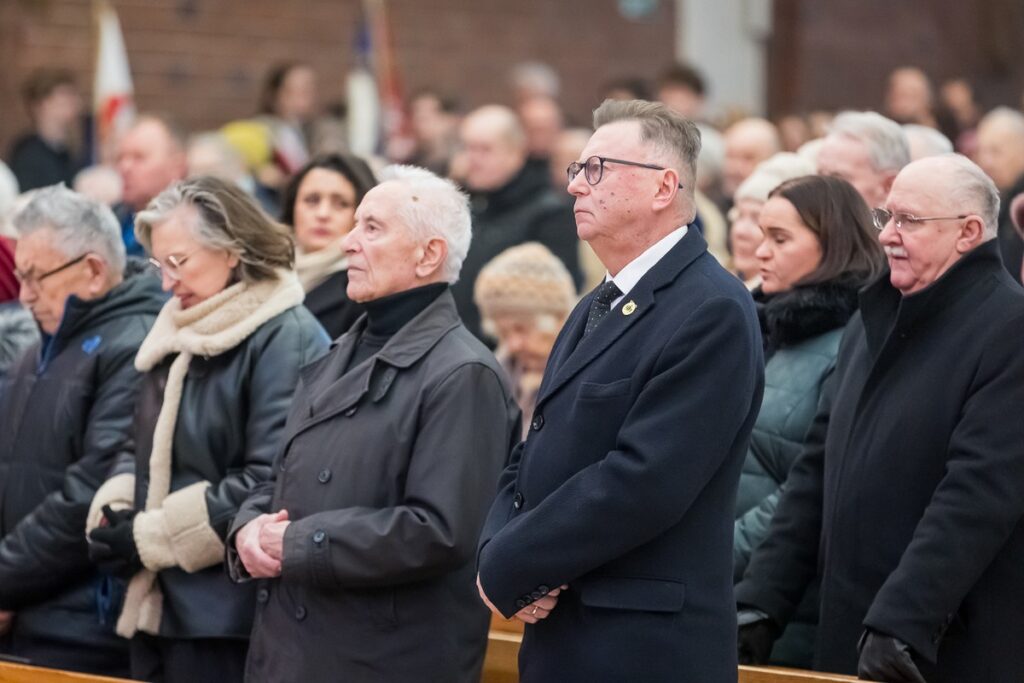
top-left (474, 242), bottom-right (577, 322)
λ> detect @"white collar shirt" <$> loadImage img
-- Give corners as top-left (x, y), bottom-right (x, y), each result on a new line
top-left (605, 224), bottom-right (689, 310)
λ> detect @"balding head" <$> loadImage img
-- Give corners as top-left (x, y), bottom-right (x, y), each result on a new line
top-left (976, 107), bottom-right (1024, 191)
top-left (116, 114), bottom-right (188, 210)
top-left (723, 117), bottom-right (781, 195)
top-left (881, 154), bottom-right (998, 294)
top-left (460, 105), bottom-right (528, 192)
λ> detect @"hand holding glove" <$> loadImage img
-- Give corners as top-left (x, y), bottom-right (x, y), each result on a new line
top-left (88, 505), bottom-right (142, 577)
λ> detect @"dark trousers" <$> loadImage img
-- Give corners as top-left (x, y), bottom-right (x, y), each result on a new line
top-left (131, 633), bottom-right (248, 683)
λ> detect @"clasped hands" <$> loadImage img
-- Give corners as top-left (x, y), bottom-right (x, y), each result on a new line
top-left (87, 505), bottom-right (141, 577)
top-left (476, 574), bottom-right (568, 625)
top-left (236, 510), bottom-right (290, 579)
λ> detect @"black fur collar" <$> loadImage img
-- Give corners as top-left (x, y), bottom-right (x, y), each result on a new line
top-left (755, 278), bottom-right (864, 351)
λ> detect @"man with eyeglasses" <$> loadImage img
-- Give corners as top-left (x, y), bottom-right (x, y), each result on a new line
top-left (477, 99), bottom-right (764, 682)
top-left (736, 153), bottom-right (1024, 683)
top-left (0, 185), bottom-right (163, 676)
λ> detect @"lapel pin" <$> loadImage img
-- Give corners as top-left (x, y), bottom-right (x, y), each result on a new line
top-left (622, 301), bottom-right (637, 315)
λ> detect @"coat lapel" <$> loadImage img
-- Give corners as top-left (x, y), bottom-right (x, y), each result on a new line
top-left (537, 230), bottom-right (709, 406)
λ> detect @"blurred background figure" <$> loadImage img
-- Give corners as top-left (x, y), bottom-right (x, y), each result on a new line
top-left (728, 152), bottom-right (815, 288)
top-left (776, 114), bottom-right (812, 153)
top-left (518, 95), bottom-right (565, 181)
top-left (814, 111), bottom-right (909, 208)
top-left (601, 76), bottom-right (652, 103)
top-left (975, 107), bottom-right (1024, 282)
top-left (474, 242), bottom-right (576, 436)
top-left (735, 174), bottom-right (886, 668)
top-left (453, 104), bottom-right (581, 342)
top-left (902, 123), bottom-right (953, 160)
top-left (406, 89), bottom-right (462, 177)
top-left (73, 165), bottom-right (123, 207)
top-left (0, 234), bottom-right (37, 379)
top-left (884, 66), bottom-right (938, 128)
top-left (0, 162), bottom-right (19, 238)
top-left (256, 62), bottom-right (319, 189)
top-left (509, 61), bottom-right (561, 104)
top-left (939, 77), bottom-right (982, 155)
top-left (1011, 193), bottom-right (1024, 282)
top-left (186, 132), bottom-right (277, 214)
top-left (7, 68), bottom-right (84, 192)
top-left (656, 63), bottom-right (707, 122)
top-left (722, 118), bottom-right (782, 208)
top-left (114, 113), bottom-right (188, 256)
top-left (87, 176), bottom-right (326, 683)
top-left (280, 153), bottom-right (378, 338)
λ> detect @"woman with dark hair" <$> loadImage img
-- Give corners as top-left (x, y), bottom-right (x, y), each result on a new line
top-left (281, 153), bottom-right (377, 338)
top-left (734, 174), bottom-right (886, 667)
top-left (256, 62), bottom-right (318, 190)
top-left (86, 176), bottom-right (328, 682)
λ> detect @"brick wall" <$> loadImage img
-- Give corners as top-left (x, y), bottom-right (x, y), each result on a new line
top-left (0, 0), bottom-right (676, 155)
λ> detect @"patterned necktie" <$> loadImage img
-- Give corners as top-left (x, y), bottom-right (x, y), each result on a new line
top-left (583, 280), bottom-right (623, 338)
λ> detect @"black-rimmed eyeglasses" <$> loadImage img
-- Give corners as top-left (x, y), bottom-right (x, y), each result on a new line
top-left (567, 155), bottom-right (684, 189)
top-left (14, 253), bottom-right (90, 290)
top-left (871, 207), bottom-right (970, 232)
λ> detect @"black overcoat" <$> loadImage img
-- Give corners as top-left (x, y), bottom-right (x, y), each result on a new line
top-left (737, 240), bottom-right (1024, 682)
top-left (478, 231), bottom-right (765, 683)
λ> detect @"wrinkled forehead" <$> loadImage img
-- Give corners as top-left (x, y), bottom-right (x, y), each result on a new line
top-left (888, 163), bottom-right (952, 211)
top-left (355, 181), bottom-right (406, 222)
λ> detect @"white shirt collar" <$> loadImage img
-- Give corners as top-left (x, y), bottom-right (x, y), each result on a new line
top-left (605, 225), bottom-right (689, 309)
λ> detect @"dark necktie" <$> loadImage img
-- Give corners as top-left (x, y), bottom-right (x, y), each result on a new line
top-left (582, 280), bottom-right (623, 338)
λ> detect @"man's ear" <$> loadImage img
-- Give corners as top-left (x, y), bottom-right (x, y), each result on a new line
top-left (84, 254), bottom-right (113, 295)
top-left (955, 216), bottom-right (986, 253)
top-left (415, 237), bottom-right (449, 279)
top-left (652, 168), bottom-right (682, 212)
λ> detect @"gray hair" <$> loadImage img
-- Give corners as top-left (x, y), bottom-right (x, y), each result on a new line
top-left (979, 106), bottom-right (1024, 136)
top-left (829, 111), bottom-right (910, 173)
top-left (510, 61), bottom-right (561, 99)
top-left (735, 152), bottom-right (816, 203)
top-left (376, 165), bottom-right (472, 284)
top-left (936, 154), bottom-right (1000, 239)
top-left (13, 184), bottom-right (126, 274)
top-left (902, 124), bottom-right (953, 160)
top-left (592, 98), bottom-right (702, 191)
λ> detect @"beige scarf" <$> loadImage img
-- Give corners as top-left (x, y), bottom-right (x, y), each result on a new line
top-left (294, 241), bottom-right (348, 292)
top-left (89, 270), bottom-right (304, 638)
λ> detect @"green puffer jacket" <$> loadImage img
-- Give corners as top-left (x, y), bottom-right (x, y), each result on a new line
top-left (734, 279), bottom-right (863, 667)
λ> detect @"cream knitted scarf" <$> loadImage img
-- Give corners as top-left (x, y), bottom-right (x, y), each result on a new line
top-left (294, 241), bottom-right (348, 293)
top-left (114, 269), bottom-right (304, 638)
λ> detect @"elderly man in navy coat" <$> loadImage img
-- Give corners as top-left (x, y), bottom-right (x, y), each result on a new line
top-left (476, 99), bottom-right (764, 682)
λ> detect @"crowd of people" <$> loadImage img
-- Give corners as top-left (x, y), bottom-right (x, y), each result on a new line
top-left (1, 57), bottom-right (1024, 683)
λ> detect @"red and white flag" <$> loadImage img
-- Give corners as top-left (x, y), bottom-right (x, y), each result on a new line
top-left (93, 0), bottom-right (135, 161)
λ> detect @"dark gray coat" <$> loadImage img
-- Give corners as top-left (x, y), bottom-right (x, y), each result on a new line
top-left (228, 290), bottom-right (520, 683)
top-left (0, 271), bottom-right (163, 674)
top-left (737, 241), bottom-right (1024, 682)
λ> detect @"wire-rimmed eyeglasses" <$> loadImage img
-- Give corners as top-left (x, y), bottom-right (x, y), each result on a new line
top-left (567, 155), bottom-right (684, 189)
top-left (871, 207), bottom-right (970, 232)
top-left (148, 249), bottom-right (201, 282)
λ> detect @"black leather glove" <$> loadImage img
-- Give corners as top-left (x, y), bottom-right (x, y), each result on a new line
top-left (88, 505), bottom-right (142, 577)
top-left (737, 617), bottom-right (781, 665)
top-left (857, 629), bottom-right (927, 683)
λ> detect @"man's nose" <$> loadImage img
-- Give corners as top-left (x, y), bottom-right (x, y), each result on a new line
top-left (567, 168), bottom-right (589, 197)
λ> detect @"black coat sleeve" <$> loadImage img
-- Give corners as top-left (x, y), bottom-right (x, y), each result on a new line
top-left (0, 341), bottom-right (142, 609)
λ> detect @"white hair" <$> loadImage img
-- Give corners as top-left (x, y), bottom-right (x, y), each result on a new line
top-left (13, 184), bottom-right (126, 273)
top-left (903, 124), bottom-right (953, 160)
top-left (979, 106), bottom-right (1024, 136)
top-left (829, 111), bottom-right (911, 173)
top-left (735, 152), bottom-right (815, 203)
top-left (510, 61), bottom-right (560, 99)
top-left (933, 154), bottom-right (1000, 239)
top-left (377, 165), bottom-right (472, 284)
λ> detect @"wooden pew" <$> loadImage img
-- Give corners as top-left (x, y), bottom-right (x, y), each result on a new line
top-left (483, 615), bottom-right (863, 683)
top-left (0, 661), bottom-right (137, 683)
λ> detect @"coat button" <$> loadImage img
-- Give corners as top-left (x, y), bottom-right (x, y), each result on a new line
top-left (317, 468), bottom-right (332, 484)
top-left (515, 599), bottom-right (526, 609)
top-left (537, 585), bottom-right (549, 594)
top-left (295, 605), bottom-right (307, 621)
top-left (344, 406), bottom-right (358, 417)
top-left (256, 588), bottom-right (269, 603)
top-left (531, 414), bottom-right (544, 431)
top-left (513, 492), bottom-right (523, 510)
top-left (530, 591), bottom-right (544, 600)
top-left (313, 530), bottom-right (326, 544)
